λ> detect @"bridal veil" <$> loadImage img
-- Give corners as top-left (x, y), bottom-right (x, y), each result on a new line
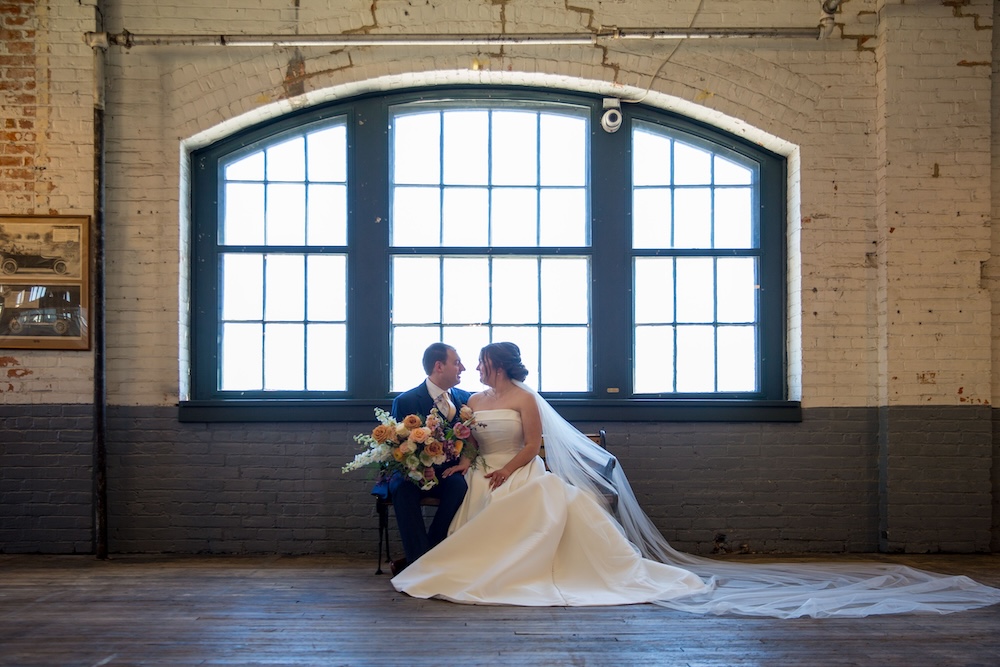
top-left (518, 381), bottom-right (1000, 618)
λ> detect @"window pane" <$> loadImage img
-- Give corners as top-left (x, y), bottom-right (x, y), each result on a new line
top-left (307, 184), bottom-right (347, 246)
top-left (634, 258), bottom-right (674, 324)
top-left (539, 188), bottom-right (586, 246)
top-left (221, 322), bottom-right (263, 390)
top-left (714, 187), bottom-right (753, 249)
top-left (266, 137), bottom-right (305, 182)
top-left (673, 141), bottom-right (711, 185)
top-left (394, 113), bottom-right (440, 185)
top-left (307, 125), bottom-right (346, 182)
top-left (491, 188), bottom-right (538, 247)
top-left (443, 111), bottom-right (488, 185)
top-left (393, 257), bottom-right (440, 324)
top-left (491, 188), bottom-right (537, 246)
top-left (392, 326), bottom-right (440, 392)
top-left (718, 325), bottom-right (756, 392)
top-left (443, 187), bottom-right (488, 247)
top-left (307, 323), bottom-right (346, 391)
top-left (443, 257), bottom-right (489, 324)
top-left (492, 258), bottom-right (538, 323)
top-left (492, 111), bottom-right (537, 186)
top-left (264, 323), bottom-right (304, 390)
top-left (632, 188), bottom-right (671, 249)
top-left (634, 325), bottom-right (673, 393)
top-left (540, 114), bottom-right (586, 186)
top-left (223, 183), bottom-right (265, 245)
top-left (673, 187), bottom-right (712, 249)
top-left (714, 154), bottom-right (752, 185)
top-left (675, 258), bottom-right (714, 323)
top-left (266, 183), bottom-right (306, 245)
top-left (225, 151), bottom-right (264, 181)
top-left (393, 186), bottom-right (441, 246)
top-left (221, 254), bottom-right (263, 321)
top-left (541, 258), bottom-right (588, 323)
top-left (540, 326), bottom-right (588, 391)
top-left (633, 128), bottom-right (671, 186)
top-left (307, 255), bottom-right (346, 321)
top-left (264, 255), bottom-right (305, 321)
top-left (676, 325), bottom-right (714, 392)
top-left (716, 258), bottom-right (756, 323)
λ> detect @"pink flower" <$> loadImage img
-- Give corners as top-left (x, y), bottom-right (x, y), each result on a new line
top-left (453, 423), bottom-right (471, 440)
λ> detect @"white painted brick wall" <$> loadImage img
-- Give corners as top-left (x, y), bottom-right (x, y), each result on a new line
top-left (1, 0), bottom-right (995, 410)
top-left (875, 1), bottom-right (992, 408)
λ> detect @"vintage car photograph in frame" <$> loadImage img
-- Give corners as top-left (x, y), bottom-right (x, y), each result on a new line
top-left (0, 215), bottom-right (84, 279)
top-left (0, 215), bottom-right (90, 351)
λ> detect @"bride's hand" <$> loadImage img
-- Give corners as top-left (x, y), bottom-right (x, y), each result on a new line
top-left (441, 457), bottom-right (471, 478)
top-left (485, 467), bottom-right (512, 490)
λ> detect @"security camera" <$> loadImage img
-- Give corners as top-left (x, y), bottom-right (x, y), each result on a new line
top-left (601, 98), bottom-right (622, 133)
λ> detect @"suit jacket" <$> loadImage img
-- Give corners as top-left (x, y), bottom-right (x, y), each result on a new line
top-left (390, 382), bottom-right (472, 424)
top-left (371, 381), bottom-right (473, 499)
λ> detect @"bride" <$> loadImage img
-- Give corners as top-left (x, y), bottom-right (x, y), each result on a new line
top-left (391, 342), bottom-right (1000, 617)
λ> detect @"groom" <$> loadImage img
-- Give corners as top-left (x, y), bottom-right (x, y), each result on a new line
top-left (383, 342), bottom-right (471, 574)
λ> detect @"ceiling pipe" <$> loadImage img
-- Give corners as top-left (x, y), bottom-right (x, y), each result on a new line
top-left (85, 25), bottom-right (830, 50)
top-left (819, 0), bottom-right (843, 39)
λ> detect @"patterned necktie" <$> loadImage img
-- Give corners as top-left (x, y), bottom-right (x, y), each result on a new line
top-left (436, 392), bottom-right (455, 420)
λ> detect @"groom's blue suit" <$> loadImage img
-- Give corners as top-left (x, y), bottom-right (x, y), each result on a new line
top-left (380, 381), bottom-right (472, 563)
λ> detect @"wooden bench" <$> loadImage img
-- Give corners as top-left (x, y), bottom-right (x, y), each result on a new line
top-left (374, 429), bottom-right (613, 574)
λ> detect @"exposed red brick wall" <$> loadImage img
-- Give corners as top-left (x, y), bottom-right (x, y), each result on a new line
top-left (0, 0), bottom-right (37, 212)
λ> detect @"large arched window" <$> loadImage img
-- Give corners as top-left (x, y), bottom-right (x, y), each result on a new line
top-left (183, 88), bottom-right (796, 422)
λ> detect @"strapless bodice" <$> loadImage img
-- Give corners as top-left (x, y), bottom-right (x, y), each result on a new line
top-left (472, 409), bottom-right (523, 457)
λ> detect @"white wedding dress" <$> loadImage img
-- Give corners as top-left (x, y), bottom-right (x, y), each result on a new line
top-left (391, 408), bottom-right (708, 606)
top-left (392, 385), bottom-right (1000, 617)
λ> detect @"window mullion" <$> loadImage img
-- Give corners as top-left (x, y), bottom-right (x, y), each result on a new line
top-left (589, 107), bottom-right (631, 399)
top-left (348, 99), bottom-right (392, 398)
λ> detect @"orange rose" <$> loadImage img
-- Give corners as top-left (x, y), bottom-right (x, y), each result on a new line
top-left (410, 427), bottom-right (430, 444)
top-left (402, 414), bottom-right (423, 429)
top-left (392, 447), bottom-right (405, 462)
top-left (453, 440), bottom-right (464, 456)
top-left (371, 424), bottom-right (395, 444)
top-left (424, 440), bottom-right (444, 457)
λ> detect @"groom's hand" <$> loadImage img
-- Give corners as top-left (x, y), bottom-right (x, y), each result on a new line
top-left (441, 457), bottom-right (471, 478)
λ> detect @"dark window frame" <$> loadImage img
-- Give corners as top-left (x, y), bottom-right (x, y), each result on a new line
top-left (182, 86), bottom-right (799, 422)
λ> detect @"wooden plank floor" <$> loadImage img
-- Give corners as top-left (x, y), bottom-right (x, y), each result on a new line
top-left (1, 553), bottom-right (999, 666)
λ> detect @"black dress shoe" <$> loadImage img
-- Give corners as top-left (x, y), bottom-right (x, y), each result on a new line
top-left (389, 558), bottom-right (408, 576)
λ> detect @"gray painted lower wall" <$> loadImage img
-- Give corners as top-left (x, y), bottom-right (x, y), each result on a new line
top-left (0, 405), bottom-right (94, 553)
top-left (1, 404), bottom-right (995, 555)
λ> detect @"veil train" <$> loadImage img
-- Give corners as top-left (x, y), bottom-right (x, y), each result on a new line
top-left (517, 381), bottom-right (1000, 618)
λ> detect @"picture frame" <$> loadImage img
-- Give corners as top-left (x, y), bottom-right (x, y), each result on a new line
top-left (0, 214), bottom-right (90, 350)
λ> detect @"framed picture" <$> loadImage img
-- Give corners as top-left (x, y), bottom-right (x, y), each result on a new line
top-left (0, 215), bottom-right (90, 350)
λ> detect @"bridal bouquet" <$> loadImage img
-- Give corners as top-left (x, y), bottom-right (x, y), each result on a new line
top-left (343, 405), bottom-right (479, 491)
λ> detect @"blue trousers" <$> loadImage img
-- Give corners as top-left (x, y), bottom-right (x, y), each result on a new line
top-left (388, 469), bottom-right (468, 563)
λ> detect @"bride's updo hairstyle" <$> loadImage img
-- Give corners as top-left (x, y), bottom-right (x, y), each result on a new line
top-left (480, 342), bottom-right (529, 382)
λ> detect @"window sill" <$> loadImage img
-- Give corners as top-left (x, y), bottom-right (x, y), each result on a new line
top-left (178, 399), bottom-right (801, 423)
